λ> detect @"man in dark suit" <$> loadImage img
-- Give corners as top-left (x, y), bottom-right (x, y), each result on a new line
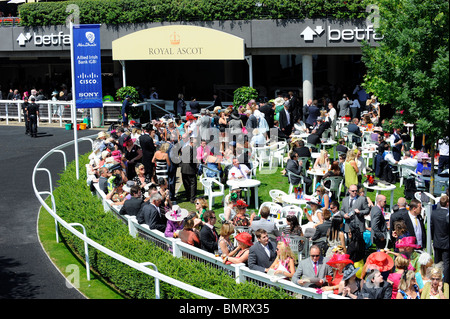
top-left (180, 137), bottom-right (198, 203)
top-left (370, 194), bottom-right (388, 249)
top-left (200, 210), bottom-right (219, 254)
top-left (347, 118), bottom-right (363, 145)
top-left (278, 102), bottom-right (292, 137)
top-left (137, 193), bottom-right (166, 232)
top-left (286, 152), bottom-right (312, 194)
top-left (259, 101), bottom-right (275, 130)
top-left (311, 209), bottom-right (332, 254)
top-left (431, 195), bottom-right (449, 283)
top-left (341, 184), bottom-right (370, 233)
top-left (293, 139), bottom-right (311, 158)
top-left (288, 91), bottom-right (301, 123)
top-left (248, 229), bottom-right (277, 273)
top-left (336, 138), bottom-right (348, 155)
top-left (139, 124), bottom-right (156, 177)
top-left (302, 98), bottom-right (312, 124)
top-left (119, 185), bottom-right (144, 216)
top-left (305, 101), bottom-right (320, 131)
top-left (189, 96), bottom-right (200, 114)
top-left (396, 199), bottom-right (426, 249)
top-left (250, 206), bottom-right (281, 243)
top-left (389, 197), bottom-right (409, 238)
top-left (292, 245), bottom-right (332, 288)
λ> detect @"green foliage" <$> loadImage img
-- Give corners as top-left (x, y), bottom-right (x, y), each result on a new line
top-left (116, 86), bottom-right (143, 120)
top-left (233, 86), bottom-right (258, 108)
top-left (18, 0), bottom-right (371, 26)
top-left (361, 0), bottom-right (449, 143)
top-left (53, 153), bottom-right (293, 299)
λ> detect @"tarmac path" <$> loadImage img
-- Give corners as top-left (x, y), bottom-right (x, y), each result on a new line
top-left (0, 123), bottom-right (100, 299)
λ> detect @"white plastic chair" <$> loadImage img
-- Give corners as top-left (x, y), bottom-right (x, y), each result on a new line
top-left (252, 145), bottom-right (274, 172)
top-left (321, 176), bottom-right (344, 201)
top-left (200, 177), bottom-right (225, 210)
top-left (280, 205), bottom-right (303, 221)
top-left (269, 189), bottom-right (287, 204)
top-left (286, 170), bottom-right (308, 195)
top-left (233, 226), bottom-right (251, 246)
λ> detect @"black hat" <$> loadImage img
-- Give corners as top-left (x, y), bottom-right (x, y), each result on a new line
top-left (108, 163), bottom-right (122, 172)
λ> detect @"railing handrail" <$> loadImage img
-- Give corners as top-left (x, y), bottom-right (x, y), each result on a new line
top-left (32, 133), bottom-right (225, 299)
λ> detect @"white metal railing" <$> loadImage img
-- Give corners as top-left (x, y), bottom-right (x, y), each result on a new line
top-left (32, 133), bottom-right (225, 299)
top-left (90, 175), bottom-right (347, 299)
top-left (1, 99), bottom-right (233, 127)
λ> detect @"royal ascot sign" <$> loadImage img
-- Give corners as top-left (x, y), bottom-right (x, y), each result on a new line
top-left (112, 25), bottom-right (245, 60)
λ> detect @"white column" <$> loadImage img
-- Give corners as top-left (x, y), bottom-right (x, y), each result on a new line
top-left (245, 55), bottom-right (253, 88)
top-left (302, 54), bottom-right (313, 105)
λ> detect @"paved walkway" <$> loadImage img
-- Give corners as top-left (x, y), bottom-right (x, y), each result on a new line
top-left (0, 122), bottom-right (103, 298)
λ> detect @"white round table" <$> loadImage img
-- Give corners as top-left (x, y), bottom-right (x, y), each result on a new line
top-left (280, 194), bottom-right (313, 206)
top-left (363, 181), bottom-right (396, 213)
top-left (226, 178), bottom-right (261, 209)
top-left (361, 145), bottom-right (377, 168)
top-left (306, 168), bottom-right (327, 192)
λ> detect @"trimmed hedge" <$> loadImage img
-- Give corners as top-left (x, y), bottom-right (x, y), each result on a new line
top-left (51, 153), bottom-right (293, 299)
top-left (19, 0), bottom-right (371, 27)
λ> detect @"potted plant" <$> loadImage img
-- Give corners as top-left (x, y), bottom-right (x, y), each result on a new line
top-left (233, 86), bottom-right (258, 109)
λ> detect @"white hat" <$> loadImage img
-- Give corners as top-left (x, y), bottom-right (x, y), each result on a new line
top-left (165, 205), bottom-right (188, 222)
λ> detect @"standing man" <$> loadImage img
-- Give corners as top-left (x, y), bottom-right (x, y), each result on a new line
top-left (341, 184), bottom-right (370, 233)
top-left (189, 96), bottom-right (200, 114)
top-left (389, 127), bottom-right (403, 162)
top-left (437, 138), bottom-right (449, 174)
top-left (278, 100), bottom-right (292, 137)
top-left (337, 94), bottom-right (353, 118)
top-left (139, 123), bottom-right (156, 178)
top-left (21, 96), bottom-right (30, 135)
top-left (288, 91), bottom-right (301, 123)
top-left (180, 137), bottom-right (198, 203)
top-left (199, 210), bottom-right (219, 254)
top-left (431, 195), bottom-right (449, 284)
top-left (397, 199), bottom-right (426, 249)
top-left (370, 194), bottom-right (388, 249)
top-left (248, 229), bottom-right (277, 273)
top-left (327, 102), bottom-right (337, 139)
top-left (27, 97), bottom-right (39, 138)
top-left (293, 245), bottom-right (332, 288)
top-left (121, 95), bottom-right (132, 128)
top-left (176, 93), bottom-right (186, 117)
top-left (302, 98), bottom-right (312, 124)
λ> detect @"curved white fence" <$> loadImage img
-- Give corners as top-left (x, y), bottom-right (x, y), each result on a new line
top-left (33, 133), bottom-right (347, 300)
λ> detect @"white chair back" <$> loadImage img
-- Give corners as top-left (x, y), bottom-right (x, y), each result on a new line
top-left (258, 202), bottom-right (282, 221)
top-left (280, 205), bottom-right (303, 221)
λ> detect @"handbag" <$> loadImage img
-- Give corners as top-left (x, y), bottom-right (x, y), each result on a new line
top-left (242, 126), bottom-right (248, 134)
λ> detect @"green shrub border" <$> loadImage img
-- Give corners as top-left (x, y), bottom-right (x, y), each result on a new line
top-left (50, 152), bottom-right (293, 299)
top-left (18, 0), bottom-right (371, 27)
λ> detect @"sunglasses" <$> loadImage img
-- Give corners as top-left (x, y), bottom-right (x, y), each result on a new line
top-left (310, 254), bottom-right (320, 257)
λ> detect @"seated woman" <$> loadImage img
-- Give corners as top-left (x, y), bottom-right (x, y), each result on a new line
top-left (164, 205), bottom-right (187, 238)
top-left (313, 150), bottom-right (330, 170)
top-left (132, 163), bottom-right (152, 197)
top-left (157, 177), bottom-right (172, 213)
top-left (315, 185), bottom-right (330, 211)
top-left (223, 192), bottom-right (238, 221)
top-left (178, 212), bottom-right (201, 248)
top-left (396, 270), bottom-right (420, 299)
top-left (205, 153), bottom-right (222, 178)
top-left (218, 222), bottom-right (235, 256)
top-left (421, 264), bottom-right (449, 299)
top-left (194, 197), bottom-right (208, 222)
top-left (268, 241), bottom-right (296, 280)
top-left (106, 175), bottom-right (129, 205)
top-left (301, 198), bottom-right (323, 233)
top-left (231, 199), bottom-right (253, 227)
top-left (222, 232), bottom-right (252, 266)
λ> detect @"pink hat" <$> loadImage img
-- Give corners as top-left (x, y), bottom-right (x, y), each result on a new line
top-left (395, 236), bottom-right (421, 249)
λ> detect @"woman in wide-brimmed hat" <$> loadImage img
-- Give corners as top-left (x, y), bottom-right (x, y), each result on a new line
top-left (395, 236), bottom-right (422, 272)
top-left (416, 152), bottom-right (432, 176)
top-left (231, 199), bottom-right (252, 227)
top-left (339, 263), bottom-right (362, 299)
top-left (222, 231), bottom-right (253, 266)
top-left (164, 205), bottom-right (188, 238)
top-left (301, 197), bottom-right (323, 234)
top-left (323, 253), bottom-right (354, 294)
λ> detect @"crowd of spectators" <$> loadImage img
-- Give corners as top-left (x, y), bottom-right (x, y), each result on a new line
top-left (84, 90), bottom-right (448, 300)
